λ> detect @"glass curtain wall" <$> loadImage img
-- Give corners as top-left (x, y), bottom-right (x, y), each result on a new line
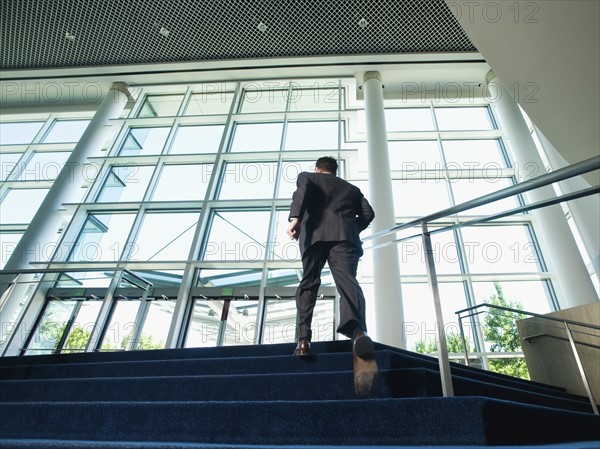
top-left (1, 78), bottom-right (558, 355)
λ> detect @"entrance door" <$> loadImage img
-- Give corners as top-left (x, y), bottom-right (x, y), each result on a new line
top-left (23, 297), bottom-right (103, 355)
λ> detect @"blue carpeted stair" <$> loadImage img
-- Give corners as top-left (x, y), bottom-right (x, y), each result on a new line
top-left (1, 340), bottom-right (598, 448)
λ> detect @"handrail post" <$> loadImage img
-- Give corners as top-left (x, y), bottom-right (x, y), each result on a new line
top-left (564, 322), bottom-right (599, 414)
top-left (457, 314), bottom-right (471, 367)
top-left (422, 222), bottom-right (454, 397)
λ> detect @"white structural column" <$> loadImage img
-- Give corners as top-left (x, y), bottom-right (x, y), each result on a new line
top-left (488, 73), bottom-right (598, 307)
top-left (1, 82), bottom-right (131, 322)
top-left (534, 128), bottom-right (600, 285)
top-left (362, 71), bottom-right (405, 347)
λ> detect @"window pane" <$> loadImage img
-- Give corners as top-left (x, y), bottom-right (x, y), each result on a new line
top-left (263, 296), bottom-right (335, 343)
top-left (263, 298), bottom-right (297, 344)
top-left (385, 109), bottom-right (435, 132)
top-left (184, 92), bottom-right (234, 115)
top-left (42, 120), bottom-right (90, 143)
top-left (100, 300), bottom-right (141, 350)
top-left (218, 162), bottom-right (277, 200)
top-left (126, 269), bottom-right (184, 288)
top-left (25, 300), bottom-right (77, 355)
top-left (55, 271), bottom-right (113, 288)
top-left (169, 125), bottom-right (224, 154)
top-left (402, 283), bottom-right (468, 351)
top-left (277, 160), bottom-right (315, 198)
top-left (0, 122), bottom-right (44, 144)
top-left (0, 189), bottom-right (49, 223)
top-left (1, 153), bottom-right (22, 180)
top-left (284, 121), bottom-right (338, 150)
top-left (130, 211), bottom-right (199, 261)
top-left (96, 166), bottom-right (154, 203)
top-left (17, 152), bottom-right (70, 181)
top-left (392, 180), bottom-right (449, 217)
top-left (68, 213), bottom-right (136, 262)
top-left (267, 268), bottom-right (335, 288)
top-left (203, 210), bottom-right (270, 261)
top-left (443, 140), bottom-right (507, 168)
top-left (472, 281), bottom-right (552, 314)
top-left (399, 230), bottom-right (461, 276)
top-left (151, 164), bottom-right (212, 201)
top-left (240, 89), bottom-right (287, 113)
top-left (289, 88), bottom-right (339, 112)
top-left (389, 141), bottom-right (441, 170)
top-left (272, 210), bottom-right (302, 261)
top-left (197, 268), bottom-right (263, 288)
top-left (0, 232), bottom-right (23, 269)
top-left (309, 299), bottom-right (335, 342)
top-left (461, 225), bottom-right (541, 273)
top-left (230, 123), bottom-right (283, 152)
top-left (185, 299), bottom-right (223, 348)
top-left (137, 95), bottom-right (184, 117)
top-left (435, 107), bottom-right (494, 130)
top-left (451, 178), bottom-right (519, 215)
top-left (223, 299), bottom-right (259, 346)
top-left (137, 300), bottom-right (176, 350)
top-left (119, 127), bottom-right (170, 156)
top-left (62, 301), bottom-right (103, 353)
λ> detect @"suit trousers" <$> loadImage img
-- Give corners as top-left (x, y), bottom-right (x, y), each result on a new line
top-left (295, 241), bottom-right (367, 341)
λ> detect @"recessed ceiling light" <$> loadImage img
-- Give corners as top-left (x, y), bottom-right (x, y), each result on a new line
top-left (258, 22), bottom-right (267, 32)
top-left (159, 27), bottom-right (171, 38)
top-left (358, 18), bottom-right (368, 28)
top-left (65, 32), bottom-right (76, 42)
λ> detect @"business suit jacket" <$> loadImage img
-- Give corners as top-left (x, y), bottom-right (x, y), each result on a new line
top-left (288, 172), bottom-right (375, 254)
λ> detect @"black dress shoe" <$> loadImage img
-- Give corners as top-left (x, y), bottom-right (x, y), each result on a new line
top-left (293, 339), bottom-right (311, 356)
top-left (352, 330), bottom-right (378, 398)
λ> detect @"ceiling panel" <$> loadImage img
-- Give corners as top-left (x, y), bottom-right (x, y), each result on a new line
top-left (1, 0), bottom-right (475, 70)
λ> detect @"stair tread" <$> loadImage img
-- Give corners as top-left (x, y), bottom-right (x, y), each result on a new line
top-left (1, 366), bottom-right (591, 412)
top-left (2, 397), bottom-right (598, 446)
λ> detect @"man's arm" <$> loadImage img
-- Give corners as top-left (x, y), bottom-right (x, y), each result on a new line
top-left (356, 196), bottom-right (375, 232)
top-left (287, 218), bottom-right (301, 240)
top-left (287, 172), bottom-right (310, 240)
top-left (288, 172), bottom-right (310, 222)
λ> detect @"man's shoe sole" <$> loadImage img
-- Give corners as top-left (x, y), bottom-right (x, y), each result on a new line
top-left (353, 334), bottom-right (378, 398)
top-left (354, 356), bottom-right (378, 398)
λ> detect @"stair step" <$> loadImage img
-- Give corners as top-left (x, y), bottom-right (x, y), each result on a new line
top-left (2, 397), bottom-right (598, 446)
top-left (0, 368), bottom-right (437, 402)
top-left (1, 366), bottom-right (591, 412)
top-left (0, 341), bottom-right (348, 367)
top-left (0, 351), bottom-right (374, 379)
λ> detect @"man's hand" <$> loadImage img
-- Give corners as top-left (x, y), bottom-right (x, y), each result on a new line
top-left (287, 219), bottom-right (301, 240)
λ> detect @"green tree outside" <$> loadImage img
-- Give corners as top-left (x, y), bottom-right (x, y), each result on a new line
top-left (482, 283), bottom-right (530, 379)
top-left (413, 282), bottom-right (530, 380)
top-left (413, 331), bottom-right (473, 357)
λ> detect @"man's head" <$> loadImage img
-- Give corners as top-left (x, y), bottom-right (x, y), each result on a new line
top-left (315, 156), bottom-right (338, 175)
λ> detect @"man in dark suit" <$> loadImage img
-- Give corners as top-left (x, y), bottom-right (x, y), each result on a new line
top-left (287, 156), bottom-right (378, 397)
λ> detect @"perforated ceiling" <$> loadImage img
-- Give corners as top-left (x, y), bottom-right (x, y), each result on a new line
top-left (1, 0), bottom-right (476, 71)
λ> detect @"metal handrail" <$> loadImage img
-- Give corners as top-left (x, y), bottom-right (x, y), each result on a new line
top-left (522, 333), bottom-right (600, 351)
top-left (359, 154), bottom-right (600, 402)
top-left (455, 302), bottom-right (599, 414)
top-left (456, 303), bottom-right (600, 331)
top-left (364, 155), bottom-right (600, 244)
top-left (363, 185), bottom-right (600, 252)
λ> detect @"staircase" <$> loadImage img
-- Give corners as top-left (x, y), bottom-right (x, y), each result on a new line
top-left (1, 340), bottom-right (598, 448)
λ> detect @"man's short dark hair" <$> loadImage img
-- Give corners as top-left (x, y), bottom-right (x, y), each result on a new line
top-left (316, 156), bottom-right (338, 174)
